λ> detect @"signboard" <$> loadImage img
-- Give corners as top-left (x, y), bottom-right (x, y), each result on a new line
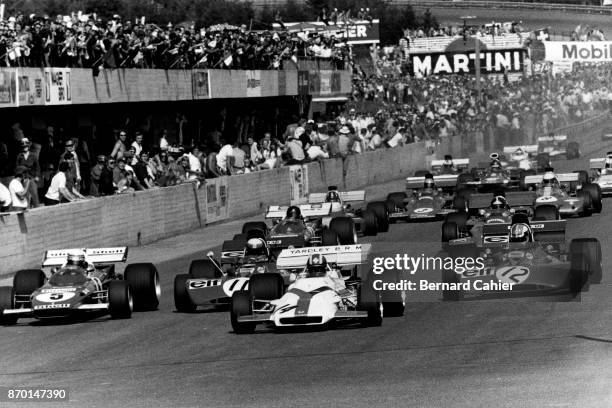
top-left (17, 70), bottom-right (44, 106)
top-left (544, 41), bottom-right (612, 62)
top-left (44, 68), bottom-right (71, 105)
top-left (206, 177), bottom-right (229, 223)
top-left (298, 71), bottom-right (309, 95)
top-left (192, 70), bottom-right (210, 99)
top-left (0, 70), bottom-right (16, 107)
top-left (246, 70), bottom-right (262, 97)
top-left (289, 165), bottom-right (309, 205)
top-left (273, 19), bottom-right (380, 45)
top-left (409, 49), bottom-right (525, 76)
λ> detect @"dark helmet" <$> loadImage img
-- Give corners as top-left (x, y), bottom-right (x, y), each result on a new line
top-left (245, 238), bottom-right (267, 256)
top-left (443, 154), bottom-right (453, 167)
top-left (542, 170), bottom-right (556, 186)
top-left (490, 195), bottom-right (507, 210)
top-left (491, 159), bottom-right (502, 170)
top-left (306, 254), bottom-right (328, 277)
top-left (286, 206), bottom-right (302, 219)
top-left (424, 177), bottom-right (435, 190)
top-left (325, 191), bottom-right (341, 203)
top-left (509, 223), bottom-right (533, 243)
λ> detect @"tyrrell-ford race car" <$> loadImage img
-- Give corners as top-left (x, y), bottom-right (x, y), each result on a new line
top-left (229, 244), bottom-right (383, 333)
top-left (537, 134), bottom-right (580, 160)
top-left (0, 248), bottom-right (160, 324)
top-left (386, 174), bottom-right (462, 222)
top-left (174, 236), bottom-right (287, 312)
top-left (589, 153), bottom-right (612, 196)
top-left (462, 153), bottom-right (526, 192)
top-left (442, 219), bottom-right (601, 300)
top-left (523, 170), bottom-right (602, 216)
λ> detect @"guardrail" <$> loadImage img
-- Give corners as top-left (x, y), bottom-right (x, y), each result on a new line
top-left (251, 0), bottom-right (612, 15)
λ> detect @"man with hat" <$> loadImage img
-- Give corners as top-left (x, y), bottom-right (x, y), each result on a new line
top-left (9, 166), bottom-right (30, 211)
top-left (285, 132), bottom-right (305, 164)
top-left (15, 137), bottom-right (41, 207)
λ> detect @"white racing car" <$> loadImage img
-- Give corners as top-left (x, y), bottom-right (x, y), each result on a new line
top-left (229, 244), bottom-right (382, 333)
top-left (589, 154), bottom-right (612, 196)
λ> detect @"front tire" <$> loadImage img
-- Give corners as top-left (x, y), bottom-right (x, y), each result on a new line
top-left (108, 281), bottom-right (133, 319)
top-left (330, 217), bottom-right (356, 245)
top-left (362, 210), bottom-right (378, 236)
top-left (249, 273), bottom-right (284, 300)
top-left (174, 274), bottom-right (197, 313)
top-left (13, 269), bottom-right (45, 296)
top-left (570, 238), bottom-right (602, 284)
top-left (581, 183), bottom-right (602, 214)
top-left (124, 263), bottom-right (161, 311)
top-left (189, 259), bottom-right (223, 279)
top-left (0, 286), bottom-right (17, 325)
top-left (367, 201), bottom-right (390, 232)
top-left (230, 291), bottom-right (256, 334)
top-left (321, 229), bottom-right (339, 246)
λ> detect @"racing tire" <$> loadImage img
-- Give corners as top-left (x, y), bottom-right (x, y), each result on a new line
top-left (457, 173), bottom-right (473, 187)
top-left (453, 195), bottom-right (467, 211)
top-left (231, 291), bottom-right (256, 334)
top-left (414, 170), bottom-right (429, 177)
top-left (124, 263), bottom-right (161, 311)
top-left (535, 153), bottom-right (550, 171)
top-left (174, 274), bottom-right (197, 313)
top-left (567, 142), bottom-right (580, 159)
top-left (0, 286), bottom-right (17, 325)
top-left (569, 253), bottom-right (590, 296)
top-left (574, 170), bottom-right (589, 185)
top-left (441, 222), bottom-right (458, 243)
top-left (13, 269), bottom-right (45, 296)
top-left (577, 190), bottom-right (593, 217)
top-left (386, 192), bottom-right (407, 208)
top-left (456, 188), bottom-right (471, 202)
top-left (108, 280), bottom-right (133, 319)
top-left (534, 205), bottom-right (558, 221)
top-left (442, 268), bottom-right (463, 301)
top-left (382, 299), bottom-right (404, 317)
top-left (367, 201), bottom-right (390, 232)
top-left (241, 221), bottom-right (268, 235)
top-left (580, 183), bottom-right (602, 214)
top-left (385, 199), bottom-right (398, 223)
top-left (232, 233), bottom-right (248, 242)
top-left (189, 259), bottom-right (224, 279)
top-left (321, 229), bottom-right (339, 246)
top-left (249, 273), bottom-right (284, 301)
top-left (329, 217), bottom-right (357, 245)
top-left (362, 210), bottom-right (378, 236)
top-left (570, 238), bottom-right (602, 284)
top-left (445, 212), bottom-right (468, 232)
top-left (358, 276), bottom-right (383, 326)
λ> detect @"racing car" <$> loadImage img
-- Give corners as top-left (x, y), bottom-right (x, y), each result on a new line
top-left (501, 145), bottom-right (550, 173)
top-left (386, 174), bottom-right (463, 222)
top-left (0, 248), bottom-right (160, 324)
top-left (174, 235), bottom-right (288, 312)
top-left (229, 244), bottom-right (383, 333)
top-left (441, 218), bottom-right (601, 301)
top-left (523, 171), bottom-right (601, 217)
top-left (537, 134), bottom-right (580, 160)
top-left (413, 155), bottom-right (469, 177)
top-left (589, 153), bottom-right (612, 196)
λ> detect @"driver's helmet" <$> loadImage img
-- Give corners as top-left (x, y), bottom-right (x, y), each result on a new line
top-left (306, 254), bottom-right (328, 277)
top-left (66, 250), bottom-right (87, 269)
top-left (423, 176), bottom-right (435, 195)
top-left (245, 238), bottom-right (267, 257)
top-left (514, 147), bottom-right (524, 155)
top-left (490, 160), bottom-right (502, 172)
top-left (286, 206), bottom-right (302, 220)
top-left (509, 223), bottom-right (533, 243)
top-left (325, 191), bottom-right (341, 203)
top-left (542, 170), bottom-right (557, 187)
top-left (490, 195), bottom-right (507, 210)
top-left (605, 153), bottom-right (612, 169)
top-left (442, 154), bottom-right (453, 169)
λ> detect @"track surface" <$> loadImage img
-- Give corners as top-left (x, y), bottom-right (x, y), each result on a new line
top-left (2, 132), bottom-right (612, 408)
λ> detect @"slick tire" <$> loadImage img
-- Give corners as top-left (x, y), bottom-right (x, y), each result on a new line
top-left (13, 269), bottom-right (45, 296)
top-left (124, 263), bottom-right (161, 311)
top-left (570, 238), bottom-right (602, 284)
top-left (322, 229), bottom-right (339, 246)
top-left (189, 259), bottom-right (223, 279)
top-left (241, 221), bottom-right (268, 235)
top-left (330, 217), bottom-right (357, 245)
top-left (362, 210), bottom-right (378, 236)
top-left (0, 286), bottom-right (17, 325)
top-left (174, 274), bottom-right (197, 313)
top-left (108, 281), bottom-right (133, 319)
top-left (367, 201), bottom-right (390, 232)
top-left (249, 273), bottom-right (284, 301)
top-left (231, 291), bottom-right (256, 334)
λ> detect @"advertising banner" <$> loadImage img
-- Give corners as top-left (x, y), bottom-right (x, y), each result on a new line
top-left (544, 41), bottom-right (612, 62)
top-left (410, 49), bottom-right (525, 76)
top-left (246, 70), bottom-right (262, 97)
top-left (17, 69), bottom-right (44, 106)
top-left (298, 71), bottom-right (309, 95)
top-left (191, 70), bottom-right (210, 99)
top-left (289, 165), bottom-right (309, 205)
top-left (273, 20), bottom-right (380, 45)
top-left (0, 69), bottom-right (16, 107)
top-left (206, 177), bottom-right (229, 223)
top-left (44, 68), bottom-right (71, 105)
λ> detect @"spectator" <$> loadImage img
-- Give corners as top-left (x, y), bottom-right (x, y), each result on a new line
top-left (9, 166), bottom-right (30, 211)
top-left (131, 131), bottom-right (144, 159)
top-left (113, 158), bottom-right (129, 186)
top-left (217, 141), bottom-right (234, 175)
top-left (338, 126), bottom-right (352, 156)
top-left (0, 181), bottom-right (11, 211)
top-left (286, 134), bottom-right (305, 164)
top-left (185, 147), bottom-right (204, 180)
top-left (232, 141), bottom-right (246, 174)
top-left (110, 130), bottom-right (128, 160)
top-left (44, 162), bottom-right (83, 205)
top-left (306, 142), bottom-right (329, 160)
top-left (90, 155), bottom-right (106, 196)
top-left (14, 137), bottom-right (41, 207)
top-left (99, 158), bottom-right (116, 196)
top-left (134, 151), bottom-right (156, 188)
top-left (62, 139), bottom-right (81, 190)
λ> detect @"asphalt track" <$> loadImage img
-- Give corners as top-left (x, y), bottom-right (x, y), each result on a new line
top-left (1, 123), bottom-right (612, 408)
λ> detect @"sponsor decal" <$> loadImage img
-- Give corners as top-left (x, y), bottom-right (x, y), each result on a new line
top-left (544, 41), bottom-right (612, 62)
top-left (287, 245), bottom-right (361, 255)
top-left (267, 240), bottom-right (282, 245)
top-left (483, 236), bottom-right (509, 243)
top-left (40, 288), bottom-right (76, 293)
top-left (34, 304), bottom-right (70, 309)
top-left (410, 49), bottom-right (525, 76)
top-left (496, 266), bottom-right (530, 284)
top-left (222, 278), bottom-right (250, 297)
top-left (413, 208), bottom-right (433, 214)
top-left (188, 279), bottom-right (221, 289)
top-left (35, 292), bottom-right (76, 302)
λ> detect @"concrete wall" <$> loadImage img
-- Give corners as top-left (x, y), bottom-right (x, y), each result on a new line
top-left (0, 142), bottom-right (429, 273)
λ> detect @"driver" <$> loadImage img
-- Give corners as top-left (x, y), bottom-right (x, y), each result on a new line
top-left (285, 206), bottom-right (303, 220)
top-left (325, 190), bottom-right (343, 212)
top-left (422, 176), bottom-right (436, 196)
top-left (64, 250), bottom-right (94, 274)
top-left (490, 196), bottom-right (510, 211)
top-left (244, 237), bottom-right (269, 258)
top-left (305, 253), bottom-right (328, 277)
top-left (509, 223), bottom-right (534, 243)
top-left (490, 160), bottom-right (503, 174)
top-left (539, 169), bottom-right (562, 197)
top-left (440, 155), bottom-right (456, 174)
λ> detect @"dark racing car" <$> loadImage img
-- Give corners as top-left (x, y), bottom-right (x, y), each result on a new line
top-left (0, 248), bottom-right (160, 324)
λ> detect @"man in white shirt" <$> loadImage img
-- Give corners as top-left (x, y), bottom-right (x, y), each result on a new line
top-left (0, 182), bottom-right (10, 211)
top-left (45, 162), bottom-right (82, 205)
top-left (186, 147), bottom-right (203, 179)
top-left (9, 166), bottom-right (30, 211)
top-left (216, 142), bottom-right (234, 175)
top-left (131, 132), bottom-right (144, 158)
top-left (307, 143), bottom-right (329, 160)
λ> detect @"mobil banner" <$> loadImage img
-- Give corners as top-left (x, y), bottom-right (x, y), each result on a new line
top-left (544, 41), bottom-right (612, 62)
top-left (410, 49), bottom-right (525, 76)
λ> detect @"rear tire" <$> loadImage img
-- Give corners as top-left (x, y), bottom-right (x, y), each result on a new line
top-left (362, 210), bottom-right (378, 236)
top-left (108, 281), bottom-right (133, 319)
top-left (174, 274), bottom-right (197, 313)
top-left (445, 212), bottom-right (468, 232)
top-left (534, 205), bottom-right (558, 221)
top-left (189, 259), bottom-right (223, 279)
top-left (367, 201), bottom-right (390, 232)
top-left (414, 170), bottom-right (429, 177)
top-left (577, 190), bottom-right (592, 217)
top-left (570, 238), bottom-right (602, 284)
top-left (358, 278), bottom-right (383, 326)
top-left (330, 217), bottom-right (356, 245)
top-left (124, 263), bottom-right (161, 311)
top-left (581, 183), bottom-right (602, 214)
top-left (321, 229), bottom-right (339, 246)
top-left (453, 195), bottom-right (467, 211)
top-left (230, 291), bottom-right (256, 334)
top-left (569, 253), bottom-right (590, 296)
top-left (13, 269), bottom-right (45, 296)
top-left (441, 222), bottom-right (458, 242)
top-left (386, 192), bottom-right (407, 208)
top-left (0, 286), bottom-right (17, 325)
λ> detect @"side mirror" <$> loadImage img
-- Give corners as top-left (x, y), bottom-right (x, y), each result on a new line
top-left (206, 251), bottom-right (214, 258)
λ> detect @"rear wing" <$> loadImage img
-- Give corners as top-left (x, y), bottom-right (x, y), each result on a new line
top-left (469, 192), bottom-right (536, 210)
top-left (538, 135), bottom-right (567, 142)
top-left (266, 203), bottom-right (332, 219)
top-left (482, 220), bottom-right (566, 243)
top-left (42, 247), bottom-right (128, 267)
top-left (276, 244), bottom-right (371, 270)
top-left (430, 158), bottom-right (469, 170)
top-left (308, 191), bottom-right (366, 204)
top-left (523, 173), bottom-right (578, 185)
top-left (590, 158), bottom-right (606, 169)
top-left (502, 145), bottom-right (538, 155)
top-left (406, 174), bottom-right (458, 190)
